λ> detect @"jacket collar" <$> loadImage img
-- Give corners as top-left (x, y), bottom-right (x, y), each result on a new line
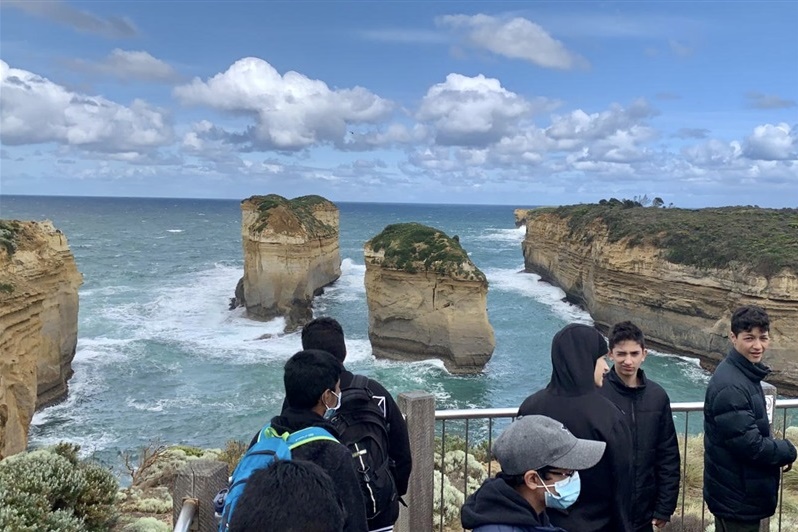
top-left (606, 366), bottom-right (647, 394)
top-left (727, 348), bottom-right (771, 383)
top-left (270, 406), bottom-right (341, 438)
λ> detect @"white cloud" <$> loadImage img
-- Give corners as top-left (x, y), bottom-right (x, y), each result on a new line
top-left (0, 60), bottom-right (174, 153)
top-left (173, 57), bottom-right (393, 151)
top-left (743, 123), bottom-right (797, 161)
top-left (416, 73), bottom-right (539, 146)
top-left (438, 14), bottom-right (587, 70)
top-left (71, 49), bottom-right (180, 83)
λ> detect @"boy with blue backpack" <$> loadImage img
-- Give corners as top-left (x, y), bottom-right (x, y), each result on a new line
top-left (218, 349), bottom-right (368, 532)
top-left (301, 317), bottom-right (412, 532)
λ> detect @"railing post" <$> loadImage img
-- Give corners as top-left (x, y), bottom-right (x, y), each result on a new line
top-left (396, 391), bottom-right (436, 532)
top-left (761, 381), bottom-right (778, 532)
top-left (173, 459), bottom-right (228, 532)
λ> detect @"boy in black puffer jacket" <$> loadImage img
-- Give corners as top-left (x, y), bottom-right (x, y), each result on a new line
top-left (704, 306), bottom-right (796, 532)
top-left (599, 321), bottom-right (680, 531)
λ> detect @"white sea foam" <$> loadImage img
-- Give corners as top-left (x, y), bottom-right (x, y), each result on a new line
top-left (166, 229), bottom-right (183, 233)
top-left (315, 258), bottom-right (365, 303)
top-left (475, 225), bottom-right (526, 245)
top-left (485, 266), bottom-right (592, 324)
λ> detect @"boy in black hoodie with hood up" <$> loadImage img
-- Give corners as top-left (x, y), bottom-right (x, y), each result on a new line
top-left (518, 323), bottom-right (633, 532)
top-left (248, 349), bottom-right (369, 532)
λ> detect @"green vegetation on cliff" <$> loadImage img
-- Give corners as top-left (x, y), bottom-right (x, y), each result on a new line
top-left (247, 194), bottom-right (337, 236)
top-left (0, 220), bottom-right (21, 256)
top-left (533, 204), bottom-right (798, 278)
top-left (367, 223), bottom-right (485, 281)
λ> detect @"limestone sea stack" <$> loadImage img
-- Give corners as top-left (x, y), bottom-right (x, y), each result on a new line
top-left (238, 195), bottom-right (341, 332)
top-left (0, 220), bottom-right (82, 458)
top-left (364, 223), bottom-right (495, 373)
top-left (520, 204), bottom-right (798, 392)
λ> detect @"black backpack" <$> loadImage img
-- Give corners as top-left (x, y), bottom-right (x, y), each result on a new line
top-left (331, 375), bottom-right (399, 523)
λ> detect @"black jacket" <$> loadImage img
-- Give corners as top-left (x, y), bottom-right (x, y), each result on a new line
top-left (599, 368), bottom-right (680, 530)
top-left (251, 407), bottom-right (369, 532)
top-left (461, 477), bottom-right (567, 532)
top-left (518, 324), bottom-right (634, 532)
top-left (280, 370), bottom-right (412, 530)
top-left (703, 349), bottom-right (797, 521)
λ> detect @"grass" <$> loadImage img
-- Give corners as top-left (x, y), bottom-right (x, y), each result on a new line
top-left (528, 204), bottom-right (798, 278)
top-left (367, 222), bottom-right (486, 281)
top-left (0, 220), bottom-right (21, 256)
top-left (248, 194), bottom-right (337, 236)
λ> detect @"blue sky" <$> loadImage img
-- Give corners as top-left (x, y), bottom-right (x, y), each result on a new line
top-left (0, 0), bottom-right (796, 207)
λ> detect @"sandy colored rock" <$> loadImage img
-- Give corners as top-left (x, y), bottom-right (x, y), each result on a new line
top-left (0, 220), bottom-right (82, 458)
top-left (521, 211), bottom-right (798, 392)
top-left (239, 195), bottom-right (341, 332)
top-left (364, 223), bottom-right (494, 373)
top-left (514, 208), bottom-right (532, 228)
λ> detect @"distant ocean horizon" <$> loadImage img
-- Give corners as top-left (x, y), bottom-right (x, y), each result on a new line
top-left (0, 195), bottom-right (710, 473)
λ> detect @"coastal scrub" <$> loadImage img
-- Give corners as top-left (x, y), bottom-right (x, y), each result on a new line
top-left (367, 222), bottom-right (486, 281)
top-left (248, 194), bottom-right (337, 236)
top-left (531, 204), bottom-right (798, 278)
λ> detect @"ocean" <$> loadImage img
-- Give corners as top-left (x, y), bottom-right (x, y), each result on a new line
top-left (0, 195), bottom-right (709, 471)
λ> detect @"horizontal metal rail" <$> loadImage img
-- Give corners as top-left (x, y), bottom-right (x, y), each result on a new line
top-left (435, 398), bottom-right (798, 419)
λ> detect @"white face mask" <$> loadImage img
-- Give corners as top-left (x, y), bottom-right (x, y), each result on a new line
top-left (323, 390), bottom-right (341, 419)
top-left (534, 471), bottom-right (581, 510)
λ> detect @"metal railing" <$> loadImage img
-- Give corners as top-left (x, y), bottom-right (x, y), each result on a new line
top-left (432, 397), bottom-right (798, 532)
top-left (173, 498), bottom-right (197, 532)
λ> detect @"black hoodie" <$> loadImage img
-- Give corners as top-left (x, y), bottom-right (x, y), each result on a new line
top-left (518, 324), bottom-right (634, 532)
top-left (461, 478), bottom-right (567, 532)
top-left (249, 407), bottom-right (369, 532)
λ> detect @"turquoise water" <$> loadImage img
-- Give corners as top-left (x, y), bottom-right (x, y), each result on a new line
top-left (0, 196), bottom-right (710, 469)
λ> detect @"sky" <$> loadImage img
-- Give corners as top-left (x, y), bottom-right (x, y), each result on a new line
top-left (0, 0), bottom-right (796, 207)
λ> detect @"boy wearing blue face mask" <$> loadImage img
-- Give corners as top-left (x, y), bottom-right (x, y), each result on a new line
top-left (461, 415), bottom-right (606, 532)
top-left (247, 349), bottom-right (368, 532)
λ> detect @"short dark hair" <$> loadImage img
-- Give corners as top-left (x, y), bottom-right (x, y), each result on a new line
top-left (229, 460), bottom-right (345, 532)
top-left (302, 317), bottom-right (347, 363)
top-left (609, 321), bottom-right (646, 350)
top-left (284, 350), bottom-right (343, 409)
top-left (731, 306), bottom-right (770, 335)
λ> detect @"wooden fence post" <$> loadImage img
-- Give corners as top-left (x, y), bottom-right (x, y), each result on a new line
top-left (172, 459), bottom-right (228, 532)
top-left (396, 391), bottom-right (436, 532)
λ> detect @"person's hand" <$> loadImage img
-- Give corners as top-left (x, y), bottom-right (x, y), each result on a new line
top-left (783, 462), bottom-right (793, 473)
top-left (652, 518), bottom-right (668, 528)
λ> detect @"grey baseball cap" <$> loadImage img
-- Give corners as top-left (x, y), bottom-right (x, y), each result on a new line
top-left (493, 415), bottom-right (606, 475)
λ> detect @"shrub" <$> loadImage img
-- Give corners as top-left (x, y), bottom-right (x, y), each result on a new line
top-left (0, 444), bottom-right (118, 531)
top-left (537, 204), bottom-right (798, 278)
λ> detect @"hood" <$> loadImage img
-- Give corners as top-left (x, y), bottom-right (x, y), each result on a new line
top-left (461, 478), bottom-right (547, 529)
top-left (269, 406), bottom-right (341, 438)
top-left (547, 323), bottom-right (608, 396)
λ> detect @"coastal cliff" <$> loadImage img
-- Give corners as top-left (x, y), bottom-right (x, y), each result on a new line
top-left (0, 220), bottom-right (82, 458)
top-left (238, 195), bottom-right (341, 332)
top-left (520, 205), bottom-right (798, 392)
top-left (364, 223), bottom-right (495, 373)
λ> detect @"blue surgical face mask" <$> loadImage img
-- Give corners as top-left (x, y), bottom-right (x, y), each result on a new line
top-left (323, 390), bottom-right (341, 420)
top-left (538, 471), bottom-right (581, 510)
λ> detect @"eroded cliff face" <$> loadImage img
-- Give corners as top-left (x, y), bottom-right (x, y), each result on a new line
top-left (364, 234), bottom-right (495, 374)
top-left (522, 212), bottom-right (798, 392)
top-left (0, 220), bottom-right (82, 458)
top-left (239, 195), bottom-right (341, 332)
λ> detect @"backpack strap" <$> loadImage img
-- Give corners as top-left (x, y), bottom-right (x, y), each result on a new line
top-left (286, 426), bottom-right (338, 449)
top-left (255, 425), bottom-right (337, 448)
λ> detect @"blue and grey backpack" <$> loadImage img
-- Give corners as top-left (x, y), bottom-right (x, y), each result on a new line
top-left (215, 424), bottom-right (338, 531)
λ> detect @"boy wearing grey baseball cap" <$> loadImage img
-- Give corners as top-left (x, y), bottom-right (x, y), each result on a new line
top-left (461, 415), bottom-right (606, 532)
